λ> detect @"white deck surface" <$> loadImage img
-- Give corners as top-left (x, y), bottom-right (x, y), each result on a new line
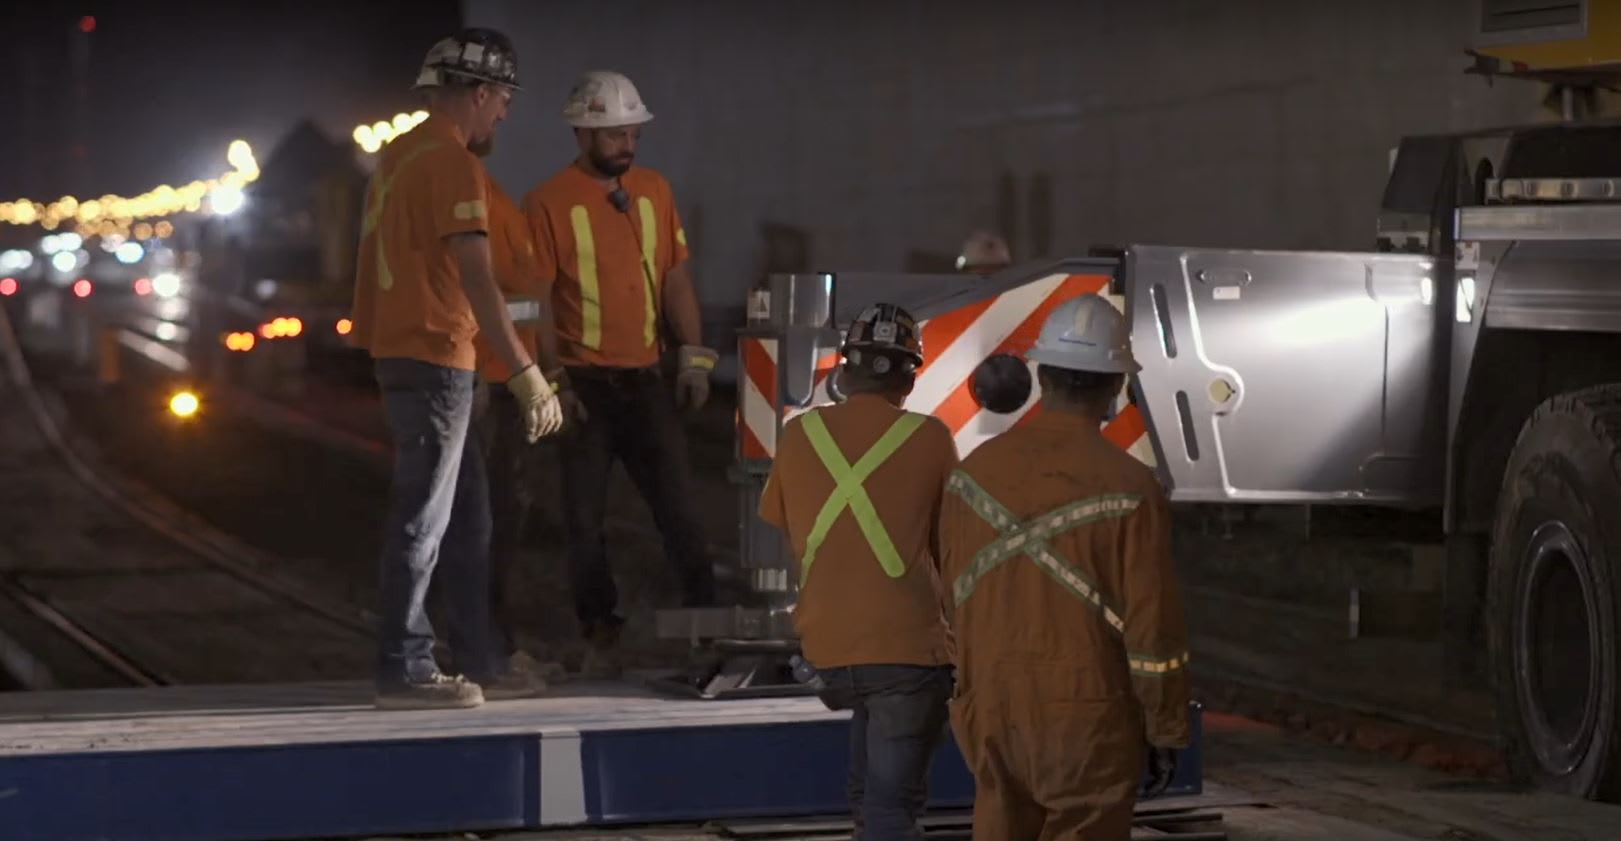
top-left (0, 678), bottom-right (847, 756)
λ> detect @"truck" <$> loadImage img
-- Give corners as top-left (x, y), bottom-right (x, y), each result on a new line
top-left (654, 1), bottom-right (1621, 803)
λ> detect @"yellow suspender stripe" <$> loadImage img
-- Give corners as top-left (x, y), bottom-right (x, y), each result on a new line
top-left (569, 205), bottom-right (601, 349)
top-left (637, 196), bottom-right (659, 348)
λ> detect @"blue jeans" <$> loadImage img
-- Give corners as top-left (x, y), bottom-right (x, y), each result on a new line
top-left (374, 358), bottom-right (495, 686)
top-left (816, 664), bottom-right (954, 841)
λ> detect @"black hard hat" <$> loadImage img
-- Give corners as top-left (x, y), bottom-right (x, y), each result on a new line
top-left (413, 28), bottom-right (520, 91)
top-left (843, 303), bottom-right (924, 375)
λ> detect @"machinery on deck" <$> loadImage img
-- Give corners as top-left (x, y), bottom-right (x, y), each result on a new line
top-left (655, 1), bottom-right (1621, 803)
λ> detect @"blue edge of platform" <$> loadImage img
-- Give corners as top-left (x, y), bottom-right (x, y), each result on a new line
top-left (1, 706), bottom-right (1202, 841)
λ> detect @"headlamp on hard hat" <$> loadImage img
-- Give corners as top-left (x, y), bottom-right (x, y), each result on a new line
top-left (842, 303), bottom-right (924, 375)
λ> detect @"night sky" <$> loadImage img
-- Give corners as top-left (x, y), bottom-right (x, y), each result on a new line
top-left (0, 0), bottom-right (460, 203)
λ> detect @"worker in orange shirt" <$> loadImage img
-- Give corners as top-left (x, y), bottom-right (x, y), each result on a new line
top-left (348, 28), bottom-right (564, 710)
top-left (759, 304), bottom-right (957, 841)
top-left (938, 295), bottom-right (1191, 839)
top-left (523, 70), bottom-right (717, 676)
top-left (469, 173), bottom-right (557, 691)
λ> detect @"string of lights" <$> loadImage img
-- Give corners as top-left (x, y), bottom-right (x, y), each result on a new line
top-left (352, 111), bottom-right (429, 154)
top-left (0, 140), bottom-right (260, 235)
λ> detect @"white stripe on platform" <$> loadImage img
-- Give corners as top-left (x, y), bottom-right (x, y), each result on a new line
top-left (538, 728), bottom-right (588, 826)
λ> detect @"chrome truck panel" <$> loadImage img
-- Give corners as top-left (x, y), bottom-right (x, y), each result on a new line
top-left (1124, 246), bottom-right (1447, 505)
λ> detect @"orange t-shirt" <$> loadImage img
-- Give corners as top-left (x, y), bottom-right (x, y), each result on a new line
top-left (759, 393), bottom-right (957, 669)
top-left (522, 165), bottom-right (689, 369)
top-left (472, 178), bottom-right (541, 383)
top-left (347, 114), bottom-right (489, 371)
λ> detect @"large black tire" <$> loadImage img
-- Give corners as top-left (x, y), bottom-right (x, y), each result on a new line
top-left (1489, 385), bottom-right (1621, 800)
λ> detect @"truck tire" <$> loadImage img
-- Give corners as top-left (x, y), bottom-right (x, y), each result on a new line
top-left (1489, 385), bottom-right (1621, 800)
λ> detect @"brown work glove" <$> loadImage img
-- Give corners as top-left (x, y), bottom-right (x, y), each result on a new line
top-left (675, 345), bottom-right (718, 411)
top-left (505, 364), bottom-right (564, 443)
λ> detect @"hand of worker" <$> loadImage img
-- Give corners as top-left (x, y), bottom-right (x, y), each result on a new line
top-left (547, 368), bottom-right (591, 429)
top-left (675, 345), bottom-right (719, 411)
top-left (506, 364), bottom-right (564, 443)
top-left (1144, 746), bottom-right (1178, 798)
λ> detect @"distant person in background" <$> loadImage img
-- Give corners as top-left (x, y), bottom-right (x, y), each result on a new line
top-left (955, 230), bottom-right (1012, 275)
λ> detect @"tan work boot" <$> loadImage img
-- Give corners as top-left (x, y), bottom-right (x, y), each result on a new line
top-left (480, 650), bottom-right (564, 700)
top-left (374, 673), bottom-right (484, 710)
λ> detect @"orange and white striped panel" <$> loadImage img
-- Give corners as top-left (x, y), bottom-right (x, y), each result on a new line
top-left (737, 335), bottom-right (778, 462)
top-left (737, 272), bottom-right (1154, 467)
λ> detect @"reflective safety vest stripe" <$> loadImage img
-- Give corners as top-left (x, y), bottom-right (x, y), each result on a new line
top-left (568, 201), bottom-right (663, 351)
top-left (568, 206), bottom-right (602, 349)
top-left (799, 410), bottom-right (926, 583)
top-left (362, 142), bottom-right (440, 292)
top-left (636, 197), bottom-right (659, 348)
top-left (1128, 650), bottom-right (1190, 677)
top-left (505, 297), bottom-right (541, 325)
top-left (947, 469), bottom-right (1139, 629)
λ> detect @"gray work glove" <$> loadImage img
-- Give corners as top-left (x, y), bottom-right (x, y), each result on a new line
top-left (505, 364), bottom-right (564, 443)
top-left (1143, 746), bottom-right (1178, 798)
top-left (675, 345), bottom-right (718, 411)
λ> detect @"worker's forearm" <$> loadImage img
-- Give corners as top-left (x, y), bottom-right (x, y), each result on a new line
top-left (664, 264), bottom-right (703, 347)
top-left (452, 238), bottom-right (532, 377)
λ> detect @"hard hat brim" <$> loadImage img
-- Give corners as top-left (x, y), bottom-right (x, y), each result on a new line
top-left (564, 112), bottom-right (655, 129)
top-left (1026, 348), bottom-right (1141, 375)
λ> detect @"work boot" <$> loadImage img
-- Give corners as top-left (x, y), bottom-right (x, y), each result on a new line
top-left (578, 616), bottom-right (626, 679)
top-left (479, 669), bottom-right (549, 701)
top-left (374, 672), bottom-right (484, 710)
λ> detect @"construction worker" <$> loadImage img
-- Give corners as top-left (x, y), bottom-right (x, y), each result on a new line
top-left (938, 295), bottom-right (1191, 839)
top-left (759, 303), bottom-right (957, 841)
top-left (955, 230), bottom-right (1012, 274)
top-left (469, 172), bottom-right (557, 689)
top-left (348, 28), bottom-right (564, 710)
top-left (522, 70), bottom-right (718, 676)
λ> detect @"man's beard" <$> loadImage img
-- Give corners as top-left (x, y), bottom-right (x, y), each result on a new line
top-left (590, 149), bottom-right (633, 176)
top-left (469, 136), bottom-right (494, 158)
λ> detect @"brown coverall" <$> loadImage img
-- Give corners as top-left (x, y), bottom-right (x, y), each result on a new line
top-left (938, 410), bottom-right (1191, 840)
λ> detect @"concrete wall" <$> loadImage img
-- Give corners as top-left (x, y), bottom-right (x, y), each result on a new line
top-left (466, 0), bottom-right (1545, 312)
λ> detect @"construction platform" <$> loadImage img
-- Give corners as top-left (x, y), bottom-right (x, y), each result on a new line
top-left (0, 678), bottom-right (1202, 841)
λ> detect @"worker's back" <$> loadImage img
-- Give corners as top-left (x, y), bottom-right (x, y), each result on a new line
top-left (759, 393), bottom-right (955, 670)
top-left (941, 409), bottom-right (1188, 732)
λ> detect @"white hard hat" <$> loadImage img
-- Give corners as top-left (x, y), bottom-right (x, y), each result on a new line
top-left (955, 230), bottom-right (1011, 271)
top-left (562, 70), bottom-right (653, 128)
top-left (1027, 294), bottom-right (1140, 374)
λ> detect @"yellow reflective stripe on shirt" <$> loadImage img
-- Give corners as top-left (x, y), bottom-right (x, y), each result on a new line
top-left (799, 410), bottom-right (926, 583)
top-left (569, 205), bottom-right (601, 349)
top-left (1129, 650), bottom-right (1190, 678)
top-left (360, 141), bottom-right (440, 291)
top-left (637, 196), bottom-right (659, 348)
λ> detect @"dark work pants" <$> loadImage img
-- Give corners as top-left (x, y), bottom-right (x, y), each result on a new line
top-left (374, 358), bottom-right (496, 686)
top-left (816, 665), bottom-right (955, 841)
top-left (559, 365), bottom-right (715, 628)
top-left (474, 385), bottom-right (530, 660)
